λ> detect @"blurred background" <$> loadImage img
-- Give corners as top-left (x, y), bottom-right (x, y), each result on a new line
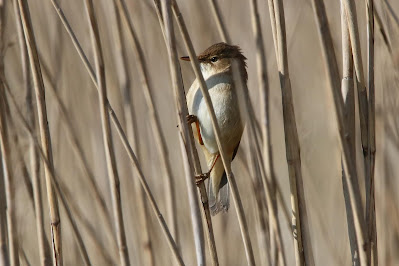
top-left (2, 0), bottom-right (399, 265)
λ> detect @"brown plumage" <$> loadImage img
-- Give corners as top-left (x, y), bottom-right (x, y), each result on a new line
top-left (183, 43), bottom-right (247, 215)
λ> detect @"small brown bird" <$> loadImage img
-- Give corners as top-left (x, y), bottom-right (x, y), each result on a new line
top-left (181, 43), bottom-right (247, 215)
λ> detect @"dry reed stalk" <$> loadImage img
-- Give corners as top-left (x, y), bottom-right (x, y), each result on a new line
top-left (248, 0), bottom-right (287, 264)
top-left (248, 94), bottom-right (292, 233)
top-left (382, 0), bottom-right (399, 28)
top-left (0, 3), bottom-right (17, 265)
top-left (48, 2), bottom-right (183, 262)
top-left (152, 1), bottom-right (219, 265)
top-left (366, 0), bottom-right (378, 264)
top-left (5, 71), bottom-right (115, 264)
top-left (0, 153), bottom-right (7, 265)
top-left (110, 108), bottom-right (185, 266)
top-left (4, 83), bottom-right (92, 265)
top-left (178, 133), bottom-right (205, 266)
top-left (310, 0), bottom-right (367, 265)
top-left (83, 0), bottom-right (130, 264)
top-left (0, 74), bottom-right (19, 266)
top-left (166, 1), bottom-right (255, 265)
top-left (206, 0), bottom-right (230, 43)
top-left (16, 1), bottom-right (62, 264)
top-left (12, 1), bottom-right (50, 262)
top-left (340, 1), bottom-right (361, 264)
top-left (0, 11), bottom-right (6, 258)
top-left (113, 0), bottom-right (179, 245)
top-left (268, 0), bottom-right (314, 265)
top-left (38, 52), bottom-right (117, 250)
top-left (342, 0), bottom-right (370, 199)
top-left (110, 2), bottom-right (154, 265)
top-left (373, 8), bottom-right (391, 54)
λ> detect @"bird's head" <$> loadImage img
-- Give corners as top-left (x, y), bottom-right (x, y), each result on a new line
top-left (181, 42), bottom-right (247, 81)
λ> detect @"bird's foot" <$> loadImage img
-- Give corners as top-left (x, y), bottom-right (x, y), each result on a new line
top-left (186, 114), bottom-right (198, 124)
top-left (187, 114), bottom-right (204, 145)
top-left (195, 173), bottom-right (209, 186)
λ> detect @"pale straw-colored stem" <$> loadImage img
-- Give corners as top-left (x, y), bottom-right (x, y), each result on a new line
top-left (178, 133), bottom-right (205, 266)
top-left (48, 1), bottom-right (183, 262)
top-left (16, 1), bottom-right (62, 264)
top-left (83, 0), bottom-right (130, 264)
top-left (268, 1), bottom-right (314, 265)
top-left (310, 1), bottom-right (367, 265)
top-left (110, 108), bottom-right (185, 266)
top-left (342, 0), bottom-right (370, 198)
top-left (4, 80), bottom-right (91, 266)
top-left (156, 1), bottom-right (219, 265)
top-left (249, 0), bottom-right (286, 264)
top-left (340, 1), bottom-right (361, 264)
top-left (366, 0), bottom-right (378, 264)
top-left (373, 7), bottom-right (391, 53)
top-left (382, 0), bottom-right (399, 28)
top-left (113, 0), bottom-right (179, 245)
top-left (206, 0), bottom-right (230, 43)
top-left (166, 1), bottom-right (255, 265)
top-left (0, 83), bottom-right (19, 266)
top-left (110, 2), bottom-right (154, 265)
top-left (38, 50), bottom-right (117, 255)
top-left (12, 1), bottom-right (50, 263)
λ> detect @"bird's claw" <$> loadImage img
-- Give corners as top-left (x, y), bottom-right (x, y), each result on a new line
top-left (195, 173), bottom-right (209, 186)
top-left (187, 114), bottom-right (198, 124)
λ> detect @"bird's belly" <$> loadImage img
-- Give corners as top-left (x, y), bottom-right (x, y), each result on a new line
top-left (196, 88), bottom-right (243, 154)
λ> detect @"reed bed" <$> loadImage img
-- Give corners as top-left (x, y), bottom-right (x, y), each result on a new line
top-left (1, 0), bottom-right (399, 265)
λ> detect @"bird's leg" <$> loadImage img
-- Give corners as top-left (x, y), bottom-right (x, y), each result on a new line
top-left (194, 153), bottom-right (220, 186)
top-left (187, 114), bottom-right (204, 145)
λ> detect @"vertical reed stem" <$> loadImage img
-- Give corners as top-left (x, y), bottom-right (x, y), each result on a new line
top-left (83, 0), bottom-right (130, 264)
top-left (165, 1), bottom-right (255, 264)
top-left (16, 1), bottom-right (62, 264)
top-left (366, 0), bottom-right (377, 264)
top-left (311, 1), bottom-right (367, 265)
top-left (341, 1), bottom-right (361, 264)
top-left (268, 0), bottom-right (314, 265)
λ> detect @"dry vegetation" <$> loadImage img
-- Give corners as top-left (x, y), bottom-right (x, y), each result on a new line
top-left (1, 0), bottom-right (399, 265)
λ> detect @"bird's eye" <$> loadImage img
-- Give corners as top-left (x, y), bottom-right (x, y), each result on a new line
top-left (210, 56), bottom-right (218, 62)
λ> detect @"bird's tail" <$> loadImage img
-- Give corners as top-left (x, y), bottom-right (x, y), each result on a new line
top-left (208, 171), bottom-right (229, 216)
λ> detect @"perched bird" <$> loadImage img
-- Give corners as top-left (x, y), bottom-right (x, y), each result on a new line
top-left (181, 42), bottom-right (247, 215)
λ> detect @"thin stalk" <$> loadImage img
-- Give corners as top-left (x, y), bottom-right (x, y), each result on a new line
top-left (0, 2), bottom-right (17, 265)
top-left (109, 109), bottom-right (185, 266)
top-left (178, 134), bottom-right (205, 266)
top-left (340, 1), bottom-right (360, 264)
top-left (0, 75), bottom-right (19, 266)
top-left (47, 1), bottom-right (183, 262)
top-left (373, 8), bottom-right (391, 54)
top-left (342, 0), bottom-right (370, 199)
top-left (311, 1), bottom-right (367, 265)
top-left (0, 153), bottom-right (7, 266)
top-left (113, 0), bottom-right (179, 245)
top-left (248, 0), bottom-right (286, 264)
top-left (366, 0), bottom-right (377, 264)
top-left (268, 0), bottom-right (314, 265)
top-left (206, 0), bottom-right (230, 43)
top-left (16, 1), bottom-right (62, 264)
top-left (13, 2), bottom-right (57, 262)
top-left (83, 0), bottom-right (130, 264)
top-left (4, 83), bottom-right (91, 265)
top-left (382, 0), bottom-right (399, 28)
top-left (38, 51), bottom-right (117, 252)
top-left (110, 2), bottom-right (154, 265)
top-left (153, 1), bottom-right (219, 265)
top-left (167, 1), bottom-right (255, 265)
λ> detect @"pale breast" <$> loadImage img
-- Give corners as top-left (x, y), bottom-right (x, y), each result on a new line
top-left (187, 73), bottom-right (244, 154)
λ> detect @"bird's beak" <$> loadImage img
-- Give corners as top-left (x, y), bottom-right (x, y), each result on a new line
top-left (180, 56), bottom-right (190, 61)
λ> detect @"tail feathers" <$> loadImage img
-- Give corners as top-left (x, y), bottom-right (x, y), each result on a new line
top-left (208, 172), bottom-right (229, 216)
